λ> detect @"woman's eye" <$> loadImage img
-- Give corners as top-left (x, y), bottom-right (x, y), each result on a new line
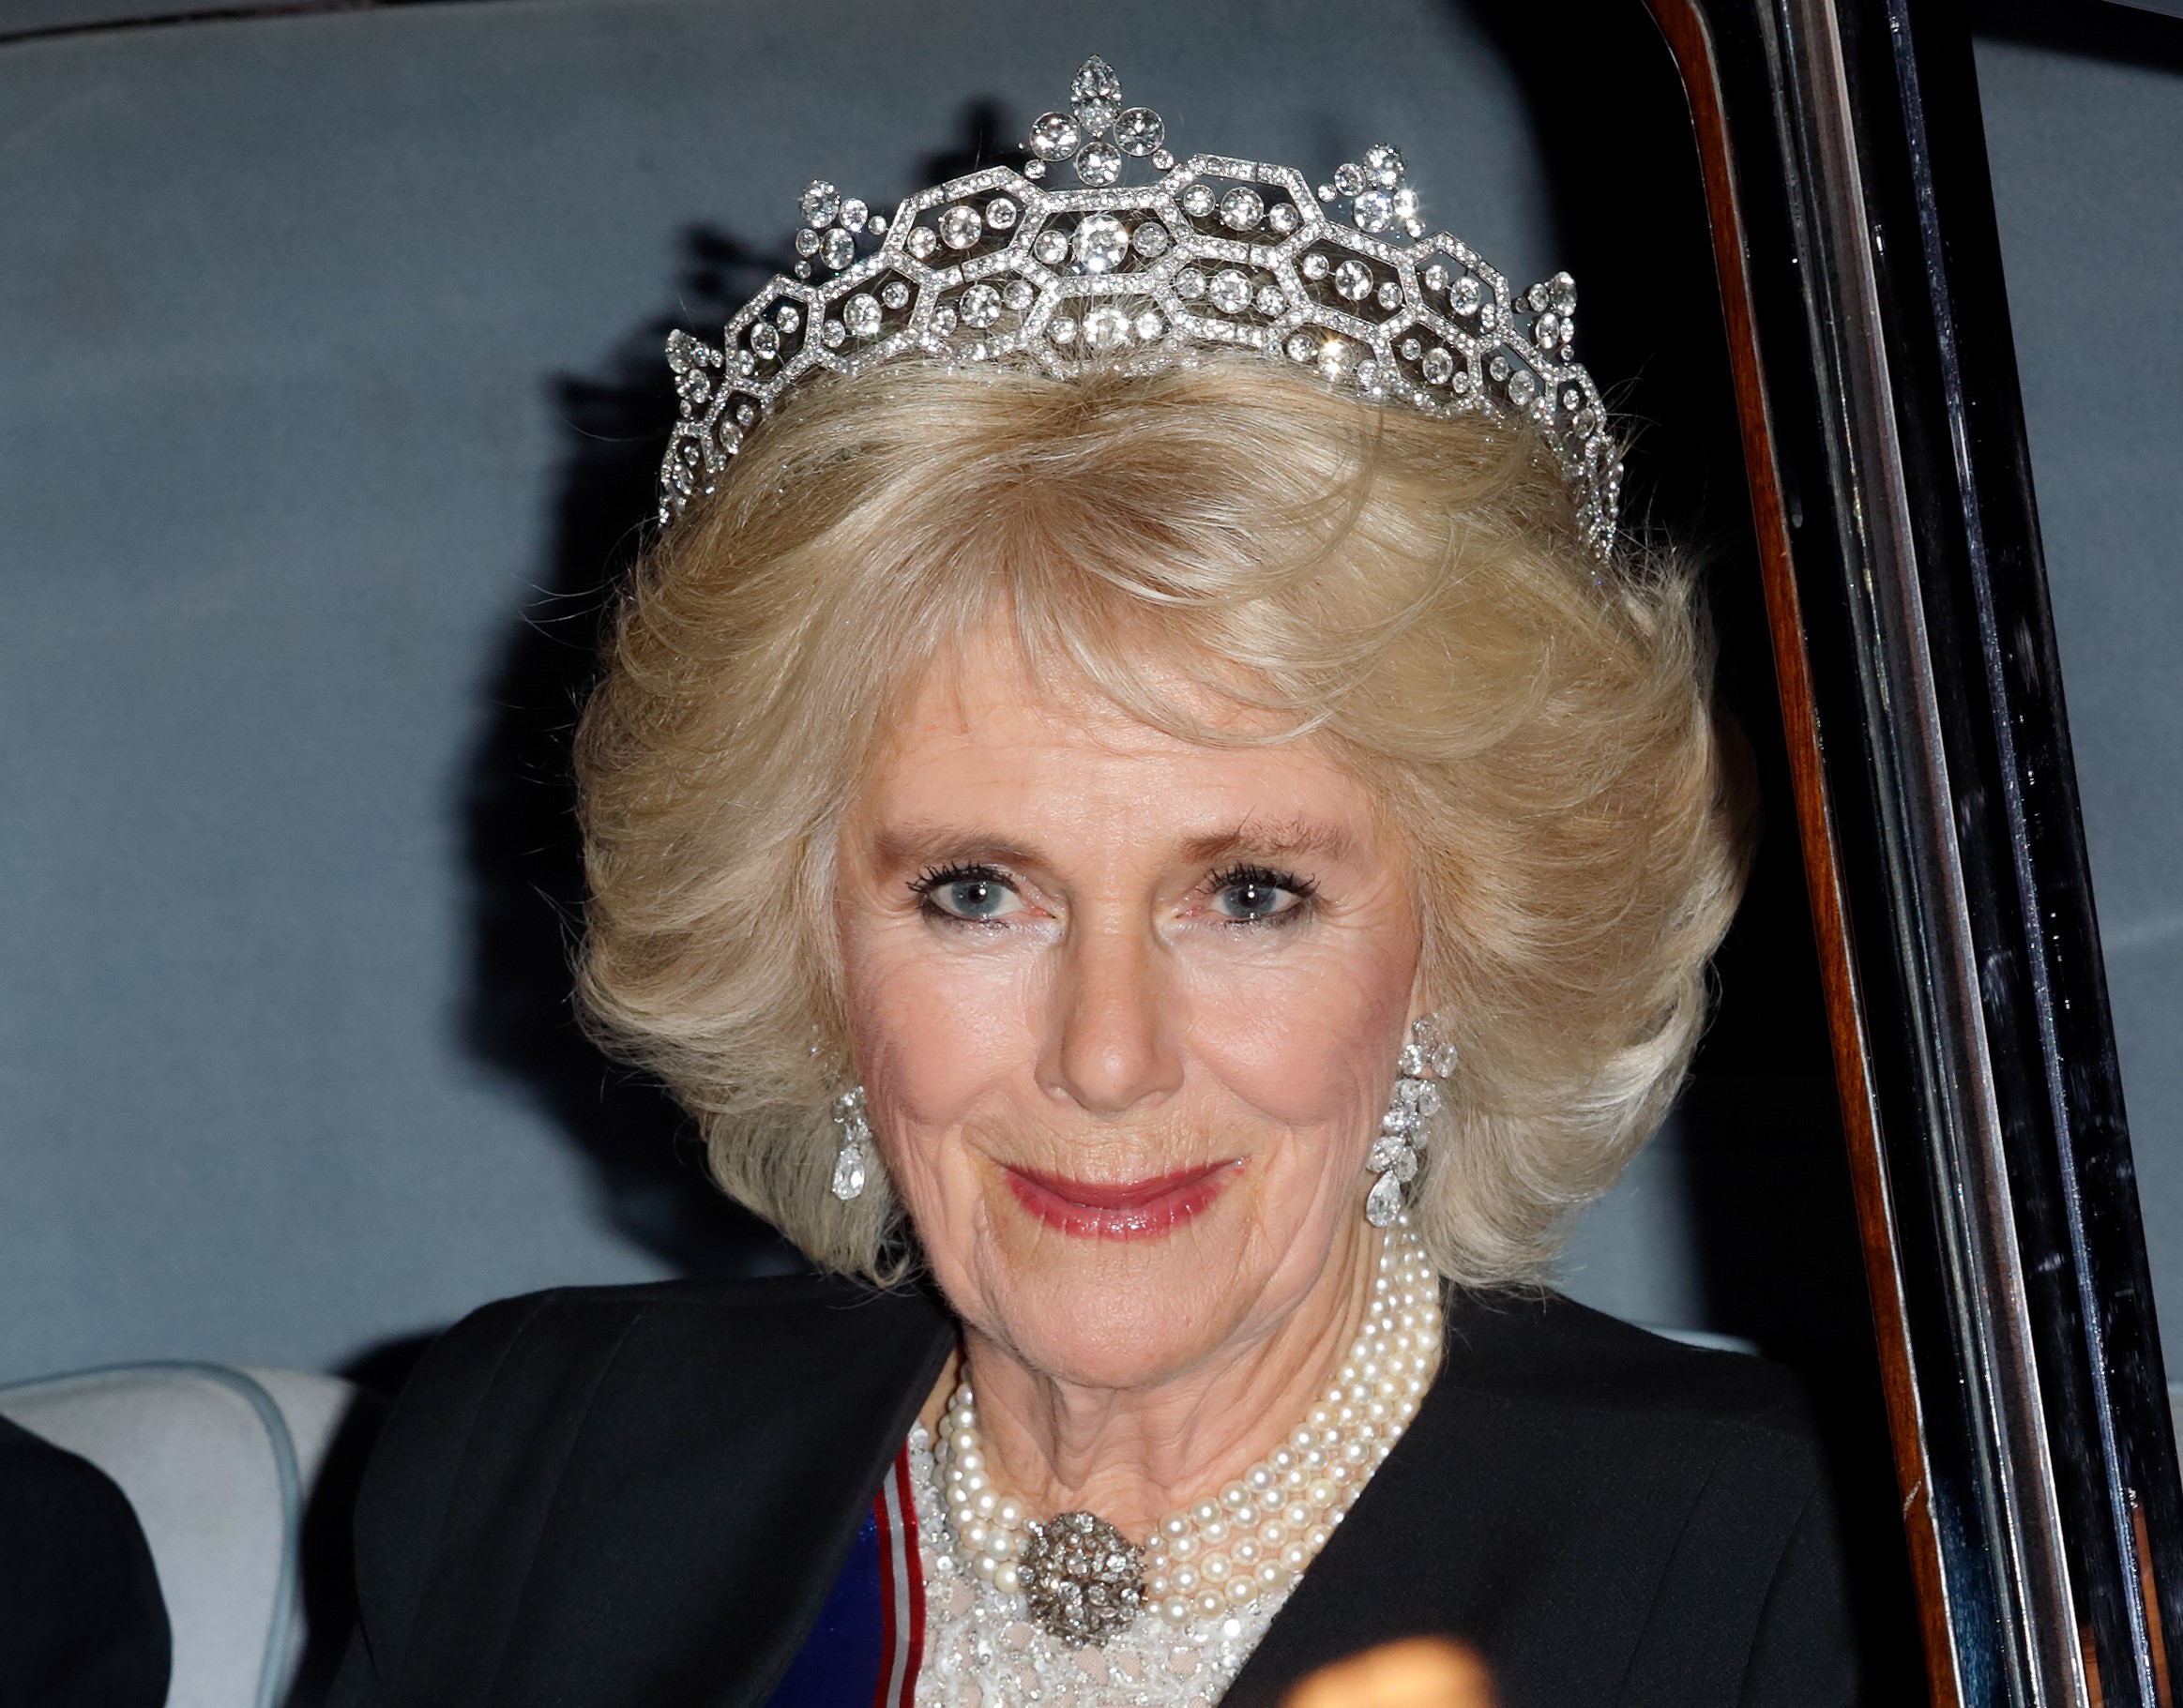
top-left (918, 870), bottom-right (1023, 922)
top-left (1208, 870), bottom-right (1312, 922)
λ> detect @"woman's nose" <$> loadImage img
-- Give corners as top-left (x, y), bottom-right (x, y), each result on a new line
top-left (1039, 915), bottom-right (1185, 1115)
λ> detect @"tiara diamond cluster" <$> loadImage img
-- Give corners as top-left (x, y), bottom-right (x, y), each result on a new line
top-left (659, 55), bottom-right (1622, 558)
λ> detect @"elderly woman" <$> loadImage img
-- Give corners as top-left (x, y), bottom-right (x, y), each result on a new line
top-left (331, 60), bottom-right (1856, 1708)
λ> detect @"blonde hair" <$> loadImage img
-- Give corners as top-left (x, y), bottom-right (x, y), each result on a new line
top-left (575, 355), bottom-right (1748, 1287)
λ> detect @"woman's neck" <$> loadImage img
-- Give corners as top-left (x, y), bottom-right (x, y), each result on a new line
top-left (922, 1222), bottom-right (1382, 1541)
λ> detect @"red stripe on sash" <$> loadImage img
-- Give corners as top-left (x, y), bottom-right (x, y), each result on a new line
top-left (873, 1443), bottom-right (924, 1708)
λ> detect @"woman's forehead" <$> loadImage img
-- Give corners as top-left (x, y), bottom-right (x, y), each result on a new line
top-left (852, 654), bottom-right (1388, 867)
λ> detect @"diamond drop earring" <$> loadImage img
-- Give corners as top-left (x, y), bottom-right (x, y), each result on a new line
top-left (1366, 1018), bottom-right (1457, 1227)
top-left (830, 1085), bottom-right (872, 1202)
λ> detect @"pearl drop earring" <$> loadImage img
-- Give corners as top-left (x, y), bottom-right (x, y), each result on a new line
top-left (1366, 1017), bottom-right (1456, 1227)
top-left (830, 1085), bottom-right (872, 1202)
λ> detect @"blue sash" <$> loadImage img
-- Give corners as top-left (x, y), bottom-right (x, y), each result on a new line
top-left (766, 1442), bottom-right (924, 1708)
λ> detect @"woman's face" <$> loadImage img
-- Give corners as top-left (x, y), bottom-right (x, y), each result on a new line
top-left (835, 637), bottom-right (1423, 1393)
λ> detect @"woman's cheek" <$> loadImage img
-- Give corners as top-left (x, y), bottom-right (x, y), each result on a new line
top-left (1178, 955), bottom-right (1399, 1134)
top-left (853, 931), bottom-right (1040, 1131)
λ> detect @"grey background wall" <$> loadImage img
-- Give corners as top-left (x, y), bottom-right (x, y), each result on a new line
top-left (0, 0), bottom-right (2174, 1390)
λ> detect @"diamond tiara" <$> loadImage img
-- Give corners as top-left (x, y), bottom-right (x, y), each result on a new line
top-left (658, 55), bottom-right (1624, 558)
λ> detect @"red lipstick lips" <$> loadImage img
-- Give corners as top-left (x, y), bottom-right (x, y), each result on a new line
top-left (1004, 1161), bottom-right (1237, 1240)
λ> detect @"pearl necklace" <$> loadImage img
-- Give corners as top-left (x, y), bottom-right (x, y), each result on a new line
top-left (935, 1219), bottom-right (1443, 1644)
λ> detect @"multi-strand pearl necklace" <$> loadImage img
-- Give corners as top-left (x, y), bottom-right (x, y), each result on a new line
top-left (935, 1219), bottom-right (1443, 1642)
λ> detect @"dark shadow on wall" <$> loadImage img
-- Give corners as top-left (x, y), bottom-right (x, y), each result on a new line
top-left (1454, 0), bottom-right (1921, 1683)
top-left (458, 225), bottom-right (808, 1281)
top-left (457, 103), bottom-right (1026, 1282)
top-left (1454, 0), bottom-right (1853, 1338)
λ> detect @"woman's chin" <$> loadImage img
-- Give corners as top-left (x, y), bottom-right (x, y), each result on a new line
top-left (980, 1288), bottom-right (1242, 1392)
top-left (964, 1178), bottom-right (1269, 1391)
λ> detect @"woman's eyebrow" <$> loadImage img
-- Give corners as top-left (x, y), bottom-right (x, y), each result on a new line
top-left (1177, 823), bottom-right (1358, 868)
top-left (870, 824), bottom-right (1047, 872)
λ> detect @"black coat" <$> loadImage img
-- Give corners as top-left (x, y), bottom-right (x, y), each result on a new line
top-left (0, 1413), bottom-right (170, 1708)
top-left (329, 1272), bottom-right (1859, 1708)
